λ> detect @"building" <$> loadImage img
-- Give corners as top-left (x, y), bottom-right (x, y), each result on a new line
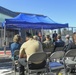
top-left (0, 6), bottom-right (46, 48)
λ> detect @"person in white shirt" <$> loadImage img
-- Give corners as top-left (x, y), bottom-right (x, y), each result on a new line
top-left (65, 34), bottom-right (72, 46)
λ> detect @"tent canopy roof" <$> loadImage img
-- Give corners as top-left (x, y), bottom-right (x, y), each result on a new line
top-left (4, 13), bottom-right (68, 29)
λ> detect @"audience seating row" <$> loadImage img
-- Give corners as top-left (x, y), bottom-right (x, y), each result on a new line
top-left (12, 48), bottom-right (76, 75)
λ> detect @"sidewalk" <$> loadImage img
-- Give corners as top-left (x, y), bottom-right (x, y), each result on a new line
top-left (0, 50), bottom-right (11, 63)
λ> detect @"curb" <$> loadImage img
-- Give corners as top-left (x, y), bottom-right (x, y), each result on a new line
top-left (0, 55), bottom-right (12, 63)
top-left (0, 58), bottom-right (12, 63)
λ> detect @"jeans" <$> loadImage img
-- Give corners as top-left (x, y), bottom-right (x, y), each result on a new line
top-left (18, 58), bottom-right (27, 75)
top-left (18, 58), bottom-right (46, 75)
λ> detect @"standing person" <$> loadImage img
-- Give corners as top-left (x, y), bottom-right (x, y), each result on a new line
top-left (42, 35), bottom-right (46, 41)
top-left (19, 32), bottom-right (45, 75)
top-left (10, 34), bottom-right (21, 58)
top-left (38, 32), bottom-right (42, 42)
top-left (52, 31), bottom-right (58, 42)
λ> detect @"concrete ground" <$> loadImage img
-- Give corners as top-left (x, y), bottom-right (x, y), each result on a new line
top-left (0, 63), bottom-right (74, 75)
top-left (0, 51), bottom-right (75, 75)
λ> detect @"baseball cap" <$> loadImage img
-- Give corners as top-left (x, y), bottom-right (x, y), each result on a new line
top-left (65, 34), bottom-right (70, 38)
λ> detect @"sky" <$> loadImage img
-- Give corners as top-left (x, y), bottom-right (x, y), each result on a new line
top-left (0, 0), bottom-right (76, 27)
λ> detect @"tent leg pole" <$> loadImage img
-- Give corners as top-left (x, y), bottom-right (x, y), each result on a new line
top-left (41, 27), bottom-right (43, 42)
top-left (4, 23), bottom-right (6, 55)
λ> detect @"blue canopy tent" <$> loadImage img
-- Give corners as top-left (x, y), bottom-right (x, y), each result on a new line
top-left (4, 13), bottom-right (68, 29)
top-left (3, 13), bottom-right (68, 54)
top-left (35, 15), bottom-right (68, 29)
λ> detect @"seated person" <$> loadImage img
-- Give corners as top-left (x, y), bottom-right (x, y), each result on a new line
top-left (33, 35), bottom-right (39, 41)
top-left (42, 35), bottom-right (54, 53)
top-left (65, 34), bottom-right (72, 46)
top-left (66, 32), bottom-right (76, 50)
top-left (54, 34), bottom-right (65, 51)
top-left (65, 32), bottom-right (76, 73)
top-left (19, 32), bottom-right (46, 75)
top-left (10, 34), bottom-right (21, 58)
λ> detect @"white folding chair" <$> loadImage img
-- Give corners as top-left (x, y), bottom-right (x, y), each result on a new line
top-left (64, 49), bottom-right (76, 75)
top-left (49, 51), bottom-right (65, 75)
top-left (26, 52), bottom-right (48, 75)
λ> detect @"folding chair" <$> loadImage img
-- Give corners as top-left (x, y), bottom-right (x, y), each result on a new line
top-left (49, 51), bottom-right (65, 75)
top-left (64, 49), bottom-right (76, 75)
top-left (26, 52), bottom-right (48, 75)
top-left (55, 46), bottom-right (64, 52)
top-left (43, 47), bottom-right (54, 58)
top-left (12, 50), bottom-right (19, 75)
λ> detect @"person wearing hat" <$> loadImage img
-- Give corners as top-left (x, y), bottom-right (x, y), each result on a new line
top-left (66, 32), bottom-right (76, 50)
top-left (64, 33), bottom-right (76, 73)
top-left (65, 34), bottom-right (72, 46)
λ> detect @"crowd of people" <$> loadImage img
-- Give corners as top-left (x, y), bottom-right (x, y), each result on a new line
top-left (10, 31), bottom-right (76, 75)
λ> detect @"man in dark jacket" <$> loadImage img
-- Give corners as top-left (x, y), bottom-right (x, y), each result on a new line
top-left (52, 31), bottom-right (58, 42)
top-left (54, 34), bottom-right (65, 51)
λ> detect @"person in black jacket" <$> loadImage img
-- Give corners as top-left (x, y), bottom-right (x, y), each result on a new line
top-left (52, 31), bottom-right (58, 42)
